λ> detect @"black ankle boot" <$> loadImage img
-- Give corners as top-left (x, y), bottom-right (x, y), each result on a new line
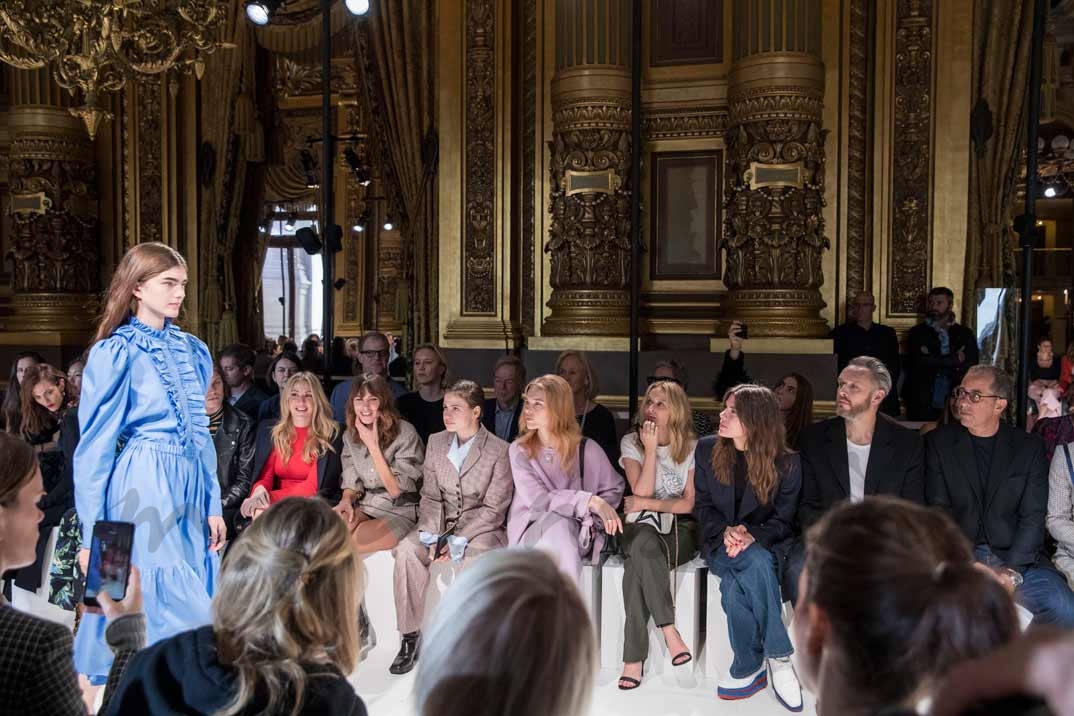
top-left (389, 631), bottom-right (420, 675)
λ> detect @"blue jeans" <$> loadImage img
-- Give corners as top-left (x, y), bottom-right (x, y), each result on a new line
top-left (975, 545), bottom-right (1074, 628)
top-left (707, 543), bottom-right (794, 678)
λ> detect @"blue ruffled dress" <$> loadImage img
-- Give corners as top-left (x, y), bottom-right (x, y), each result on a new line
top-left (73, 316), bottom-right (221, 680)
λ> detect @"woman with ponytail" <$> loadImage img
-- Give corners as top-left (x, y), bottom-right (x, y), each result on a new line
top-left (102, 497), bottom-right (368, 715)
top-left (793, 497), bottom-right (1019, 716)
top-left (72, 242), bottom-right (226, 687)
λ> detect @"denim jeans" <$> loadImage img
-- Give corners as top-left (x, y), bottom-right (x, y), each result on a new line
top-left (707, 543), bottom-right (794, 678)
top-left (975, 545), bottom-right (1074, 628)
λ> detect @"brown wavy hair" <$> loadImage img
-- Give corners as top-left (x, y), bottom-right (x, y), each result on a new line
top-left (345, 373), bottom-right (402, 450)
top-left (802, 497), bottom-right (1017, 709)
top-left (271, 372), bottom-right (338, 464)
top-left (712, 384), bottom-right (785, 505)
top-left (778, 372), bottom-right (814, 449)
top-left (516, 375), bottom-right (584, 472)
top-left (214, 497), bottom-right (362, 716)
top-left (93, 242), bottom-right (186, 344)
top-left (0, 431), bottom-right (37, 507)
top-left (19, 364), bottom-right (75, 437)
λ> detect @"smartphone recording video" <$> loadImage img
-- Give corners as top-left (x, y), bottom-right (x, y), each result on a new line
top-left (83, 520), bottom-right (135, 608)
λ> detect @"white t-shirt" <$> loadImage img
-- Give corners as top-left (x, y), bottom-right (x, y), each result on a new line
top-left (847, 439), bottom-right (872, 503)
top-left (619, 434), bottom-right (696, 499)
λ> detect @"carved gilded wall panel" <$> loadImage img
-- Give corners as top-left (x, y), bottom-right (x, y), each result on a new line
top-left (888, 0), bottom-right (934, 315)
top-left (463, 0), bottom-right (497, 315)
top-left (520, 0), bottom-right (537, 335)
top-left (845, 0), bottom-right (873, 306)
top-left (137, 79), bottom-right (164, 246)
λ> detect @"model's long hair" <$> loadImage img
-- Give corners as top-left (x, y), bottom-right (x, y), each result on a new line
top-left (778, 372), bottom-right (814, 449)
top-left (712, 384), bottom-right (786, 505)
top-left (19, 364), bottom-right (75, 437)
top-left (2, 351), bottom-right (43, 433)
top-left (414, 548), bottom-right (596, 716)
top-left (94, 242), bottom-right (186, 344)
top-left (516, 375), bottom-right (583, 472)
top-left (803, 497), bottom-right (1017, 709)
top-left (271, 372), bottom-right (338, 464)
top-left (214, 497), bottom-right (362, 716)
top-left (345, 373), bottom-right (402, 450)
top-left (630, 380), bottom-right (695, 465)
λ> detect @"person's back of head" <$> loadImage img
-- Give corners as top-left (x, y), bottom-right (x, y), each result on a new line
top-left (213, 497), bottom-right (362, 716)
top-left (414, 548), bottom-right (596, 716)
top-left (795, 497), bottom-right (1017, 713)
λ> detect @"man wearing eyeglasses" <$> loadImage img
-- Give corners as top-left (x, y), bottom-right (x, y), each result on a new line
top-left (830, 291), bottom-right (902, 416)
top-left (925, 365), bottom-right (1074, 627)
top-left (330, 331), bottom-right (407, 423)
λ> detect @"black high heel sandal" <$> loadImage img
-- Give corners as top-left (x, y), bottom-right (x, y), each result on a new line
top-left (618, 663), bottom-right (644, 690)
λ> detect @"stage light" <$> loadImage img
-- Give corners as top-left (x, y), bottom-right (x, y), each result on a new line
top-left (300, 149), bottom-right (320, 189)
top-left (353, 223), bottom-right (365, 232)
top-left (344, 147), bottom-right (372, 186)
top-left (245, 0), bottom-right (281, 26)
top-left (1045, 186), bottom-right (1058, 198)
top-left (383, 215), bottom-right (394, 231)
top-left (284, 213), bottom-right (297, 231)
top-left (345, 0), bottom-right (370, 16)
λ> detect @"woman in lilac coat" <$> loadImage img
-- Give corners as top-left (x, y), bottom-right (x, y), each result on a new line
top-left (507, 374), bottom-right (624, 584)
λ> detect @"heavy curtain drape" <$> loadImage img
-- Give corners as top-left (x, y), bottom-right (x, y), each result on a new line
top-left (964, 0), bottom-right (1035, 374)
top-left (198, 3), bottom-right (261, 353)
top-left (357, 0), bottom-right (438, 345)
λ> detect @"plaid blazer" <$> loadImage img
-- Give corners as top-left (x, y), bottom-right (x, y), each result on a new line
top-left (0, 601), bottom-right (141, 715)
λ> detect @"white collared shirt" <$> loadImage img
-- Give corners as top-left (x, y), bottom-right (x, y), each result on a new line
top-left (447, 433), bottom-right (477, 472)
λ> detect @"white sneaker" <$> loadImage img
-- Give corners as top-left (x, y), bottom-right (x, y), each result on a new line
top-left (768, 656), bottom-right (803, 712)
top-left (717, 664), bottom-right (767, 700)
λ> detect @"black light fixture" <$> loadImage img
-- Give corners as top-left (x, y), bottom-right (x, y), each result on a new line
top-left (383, 215), bottom-right (394, 231)
top-left (284, 213), bottom-right (297, 231)
top-left (244, 0), bottom-right (282, 26)
top-left (344, 0), bottom-right (370, 15)
top-left (343, 147), bottom-right (372, 186)
top-left (300, 148), bottom-right (320, 189)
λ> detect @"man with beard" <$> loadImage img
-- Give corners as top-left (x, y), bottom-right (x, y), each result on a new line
top-left (904, 286), bottom-right (979, 421)
top-left (783, 356), bottom-right (924, 602)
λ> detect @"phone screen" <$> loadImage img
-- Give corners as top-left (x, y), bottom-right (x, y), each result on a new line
top-left (83, 521), bottom-right (134, 607)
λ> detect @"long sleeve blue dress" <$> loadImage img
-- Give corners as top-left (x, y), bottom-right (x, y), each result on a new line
top-left (73, 316), bottom-right (221, 680)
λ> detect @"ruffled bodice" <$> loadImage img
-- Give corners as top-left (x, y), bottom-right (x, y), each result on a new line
top-left (112, 316), bottom-right (211, 452)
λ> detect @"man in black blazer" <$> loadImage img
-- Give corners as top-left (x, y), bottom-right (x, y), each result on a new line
top-left (785, 356), bottom-right (924, 602)
top-left (481, 355), bottom-right (525, 443)
top-left (830, 291), bottom-right (902, 416)
top-left (219, 343), bottom-right (270, 420)
top-left (926, 365), bottom-right (1074, 627)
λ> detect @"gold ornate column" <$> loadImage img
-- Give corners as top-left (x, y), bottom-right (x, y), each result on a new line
top-left (721, 0), bottom-right (829, 337)
top-left (542, 0), bottom-right (632, 336)
top-left (5, 67), bottom-right (98, 335)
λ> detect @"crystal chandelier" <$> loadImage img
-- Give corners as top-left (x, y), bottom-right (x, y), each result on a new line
top-left (0, 0), bottom-right (230, 139)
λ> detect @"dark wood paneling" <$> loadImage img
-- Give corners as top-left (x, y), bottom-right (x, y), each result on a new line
top-left (650, 0), bottom-right (723, 67)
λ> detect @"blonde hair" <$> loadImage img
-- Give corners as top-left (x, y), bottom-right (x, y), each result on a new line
top-left (414, 548), bottom-right (596, 716)
top-left (94, 242), bottom-right (186, 344)
top-left (272, 372), bottom-right (338, 464)
top-left (515, 375), bottom-right (583, 472)
top-left (555, 350), bottom-right (599, 400)
top-left (413, 343), bottom-right (451, 389)
top-left (713, 384), bottom-right (786, 505)
top-left (633, 381), bottom-right (695, 464)
top-left (214, 497), bottom-right (362, 716)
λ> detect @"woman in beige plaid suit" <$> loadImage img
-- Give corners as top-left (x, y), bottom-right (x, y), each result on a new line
top-left (388, 379), bottom-right (514, 675)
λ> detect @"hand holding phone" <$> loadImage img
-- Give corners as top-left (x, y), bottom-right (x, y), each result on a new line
top-left (83, 521), bottom-right (135, 608)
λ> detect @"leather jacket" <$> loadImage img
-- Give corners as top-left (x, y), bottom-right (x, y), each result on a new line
top-left (213, 404), bottom-right (257, 509)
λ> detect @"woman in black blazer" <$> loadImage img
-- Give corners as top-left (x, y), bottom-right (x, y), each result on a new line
top-left (694, 384), bottom-right (802, 709)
